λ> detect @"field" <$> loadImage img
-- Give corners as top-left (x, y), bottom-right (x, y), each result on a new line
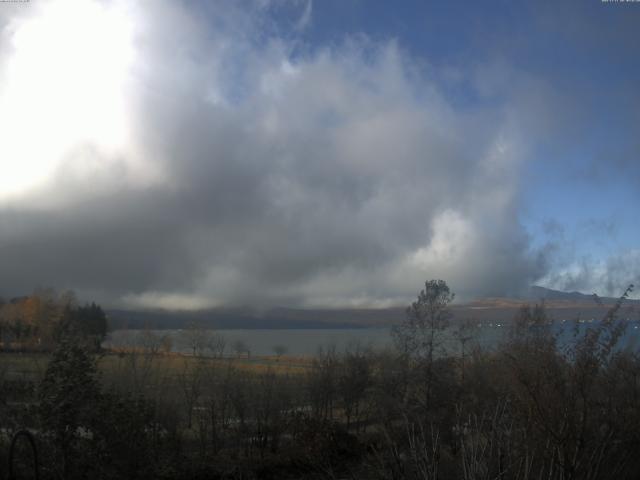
top-left (0, 349), bottom-right (313, 387)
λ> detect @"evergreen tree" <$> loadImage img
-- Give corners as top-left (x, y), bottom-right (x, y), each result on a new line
top-left (39, 340), bottom-right (101, 477)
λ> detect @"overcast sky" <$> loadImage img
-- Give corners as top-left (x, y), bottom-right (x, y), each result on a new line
top-left (0, 0), bottom-right (638, 309)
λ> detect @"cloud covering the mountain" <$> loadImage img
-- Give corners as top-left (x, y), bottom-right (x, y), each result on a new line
top-left (0, 0), bottom-right (616, 308)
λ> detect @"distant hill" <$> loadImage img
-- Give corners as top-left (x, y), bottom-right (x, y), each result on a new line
top-left (105, 306), bottom-right (406, 330)
top-left (471, 285), bottom-right (640, 308)
top-left (105, 286), bottom-right (639, 331)
top-left (528, 285), bottom-right (593, 302)
top-left (527, 285), bottom-right (639, 304)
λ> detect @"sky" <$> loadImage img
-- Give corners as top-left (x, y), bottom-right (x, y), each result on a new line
top-left (0, 0), bottom-right (638, 309)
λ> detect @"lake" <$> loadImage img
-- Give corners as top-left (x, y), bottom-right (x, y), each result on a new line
top-left (104, 321), bottom-right (640, 357)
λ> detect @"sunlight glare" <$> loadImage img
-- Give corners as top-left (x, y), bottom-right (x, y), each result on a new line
top-left (0, 0), bottom-right (134, 198)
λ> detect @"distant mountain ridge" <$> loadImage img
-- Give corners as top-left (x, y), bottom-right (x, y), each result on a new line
top-left (521, 285), bottom-right (638, 305)
top-left (468, 285), bottom-right (640, 309)
top-left (105, 285), bottom-right (639, 330)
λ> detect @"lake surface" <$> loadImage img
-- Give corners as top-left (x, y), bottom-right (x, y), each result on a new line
top-left (105, 328), bottom-right (394, 356)
top-left (104, 321), bottom-right (640, 357)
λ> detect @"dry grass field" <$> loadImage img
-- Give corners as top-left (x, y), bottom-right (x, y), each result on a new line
top-left (0, 349), bottom-right (313, 390)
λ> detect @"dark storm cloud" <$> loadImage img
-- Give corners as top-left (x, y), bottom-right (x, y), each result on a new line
top-left (0, 1), bottom-right (556, 307)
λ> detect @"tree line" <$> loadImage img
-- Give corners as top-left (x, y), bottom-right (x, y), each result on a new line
top-left (0, 290), bottom-right (108, 351)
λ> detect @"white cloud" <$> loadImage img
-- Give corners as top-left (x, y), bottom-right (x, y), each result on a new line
top-left (121, 291), bottom-right (217, 311)
top-left (0, 0), bottom-right (547, 308)
top-left (540, 249), bottom-right (640, 298)
top-left (294, 0), bottom-right (312, 31)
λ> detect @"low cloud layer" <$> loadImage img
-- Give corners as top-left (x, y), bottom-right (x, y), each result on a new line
top-left (0, 1), bottom-right (572, 308)
top-left (540, 250), bottom-right (640, 298)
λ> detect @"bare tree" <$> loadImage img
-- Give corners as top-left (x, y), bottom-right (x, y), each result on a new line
top-left (140, 327), bottom-right (162, 356)
top-left (454, 319), bottom-right (478, 384)
top-left (338, 343), bottom-right (372, 431)
top-left (233, 339), bottom-right (250, 359)
top-left (307, 345), bottom-right (338, 421)
top-left (497, 286), bottom-right (639, 480)
top-left (160, 334), bottom-right (173, 355)
top-left (178, 357), bottom-right (205, 429)
top-left (206, 332), bottom-right (226, 358)
top-left (182, 322), bottom-right (209, 357)
top-left (272, 344), bottom-right (287, 361)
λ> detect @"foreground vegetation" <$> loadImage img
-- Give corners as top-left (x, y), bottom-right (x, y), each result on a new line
top-left (1, 281), bottom-right (640, 479)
